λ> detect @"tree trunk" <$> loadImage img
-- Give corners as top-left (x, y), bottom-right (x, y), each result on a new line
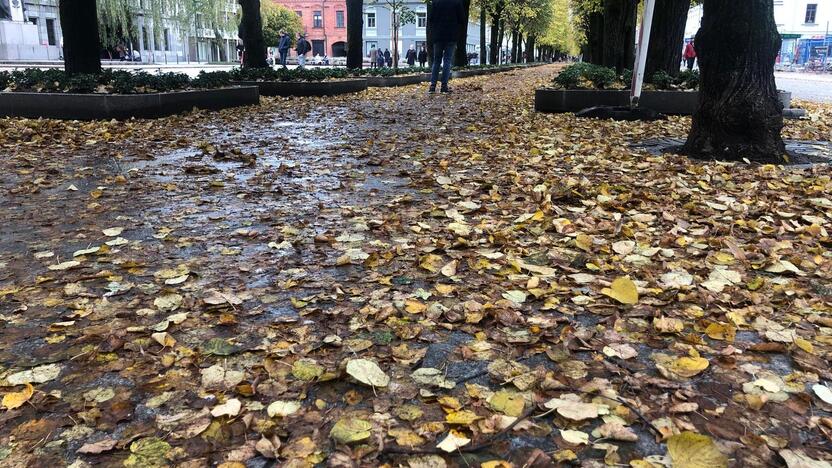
top-left (426, 3), bottom-right (434, 66)
top-left (527, 34), bottom-right (536, 63)
top-left (497, 19), bottom-right (505, 64)
top-left (510, 29), bottom-right (518, 62)
top-left (454, 0), bottom-right (471, 66)
top-left (60, 0), bottom-right (101, 74)
top-left (586, 11), bottom-right (604, 65)
top-left (601, 0), bottom-right (637, 73)
top-left (489, 3), bottom-right (503, 65)
top-left (479, 5), bottom-right (486, 65)
top-left (645, 0), bottom-right (691, 78)
top-left (682, 0), bottom-right (786, 163)
top-left (238, 0), bottom-right (268, 68)
top-left (346, 0), bottom-right (363, 69)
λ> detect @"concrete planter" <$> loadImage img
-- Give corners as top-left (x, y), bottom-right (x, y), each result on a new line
top-left (0, 86), bottom-right (259, 120)
top-left (365, 74), bottom-right (425, 87)
top-left (232, 79), bottom-right (368, 97)
top-left (535, 88), bottom-right (793, 115)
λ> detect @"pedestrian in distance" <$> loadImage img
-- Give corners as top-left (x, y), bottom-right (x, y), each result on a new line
top-left (296, 33), bottom-right (311, 68)
top-left (384, 49), bottom-right (392, 67)
top-left (278, 31), bottom-right (291, 68)
top-left (377, 50), bottom-right (386, 68)
top-left (684, 40), bottom-right (697, 71)
top-left (369, 46), bottom-right (378, 69)
top-left (406, 45), bottom-right (417, 67)
top-left (428, 0), bottom-right (465, 93)
top-left (418, 47), bottom-right (428, 68)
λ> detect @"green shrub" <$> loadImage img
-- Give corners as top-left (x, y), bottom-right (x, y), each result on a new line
top-left (0, 71), bottom-right (9, 90)
top-left (621, 69), bottom-right (633, 86)
top-left (554, 63), bottom-right (617, 90)
top-left (66, 74), bottom-right (98, 93)
top-left (676, 69), bottom-right (699, 89)
top-left (191, 71), bottom-right (232, 89)
top-left (650, 70), bottom-right (673, 90)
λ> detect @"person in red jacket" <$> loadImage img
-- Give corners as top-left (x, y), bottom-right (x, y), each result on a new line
top-left (684, 40), bottom-right (697, 71)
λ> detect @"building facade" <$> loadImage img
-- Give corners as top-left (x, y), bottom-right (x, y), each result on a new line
top-left (0, 0), bottom-right (237, 62)
top-left (685, 0), bottom-right (832, 66)
top-left (272, 0), bottom-right (347, 57)
top-left (362, 3), bottom-right (486, 62)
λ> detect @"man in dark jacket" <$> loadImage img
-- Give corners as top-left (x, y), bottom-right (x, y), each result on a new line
top-left (296, 34), bottom-right (311, 68)
top-left (418, 47), bottom-right (428, 68)
top-left (428, 0), bottom-right (465, 93)
top-left (278, 31), bottom-right (291, 68)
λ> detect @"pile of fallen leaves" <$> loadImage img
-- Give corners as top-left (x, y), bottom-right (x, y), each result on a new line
top-left (1, 65), bottom-right (831, 468)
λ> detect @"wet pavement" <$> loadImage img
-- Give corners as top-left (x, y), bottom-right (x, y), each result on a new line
top-left (1, 66), bottom-right (832, 467)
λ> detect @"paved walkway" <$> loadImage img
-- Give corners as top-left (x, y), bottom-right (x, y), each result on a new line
top-left (1, 66), bottom-right (831, 467)
top-left (776, 71), bottom-right (832, 102)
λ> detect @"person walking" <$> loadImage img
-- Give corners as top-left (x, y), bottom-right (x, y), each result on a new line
top-left (428, 0), bottom-right (465, 93)
top-left (406, 45), bottom-right (417, 67)
top-left (369, 46), bottom-right (378, 69)
top-left (296, 33), bottom-right (311, 68)
top-left (684, 40), bottom-right (696, 71)
top-left (384, 49), bottom-right (392, 67)
top-left (278, 31), bottom-right (291, 68)
top-left (418, 47), bottom-right (428, 68)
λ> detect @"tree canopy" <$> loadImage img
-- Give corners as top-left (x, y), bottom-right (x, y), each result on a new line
top-left (260, 1), bottom-right (303, 47)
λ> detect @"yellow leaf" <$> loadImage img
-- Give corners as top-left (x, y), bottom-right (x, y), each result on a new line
top-left (705, 322), bottom-right (736, 342)
top-left (488, 390), bottom-right (526, 417)
top-left (602, 277), bottom-right (638, 305)
top-left (405, 299), bottom-right (427, 314)
top-left (388, 427), bottom-right (426, 447)
top-left (670, 355), bottom-right (709, 378)
top-left (435, 284), bottom-right (457, 295)
top-left (445, 410), bottom-right (481, 425)
top-left (419, 254), bottom-right (444, 273)
top-left (330, 418), bottom-right (372, 444)
top-left (481, 461), bottom-right (513, 468)
top-left (667, 431), bottom-right (728, 468)
top-left (575, 233), bottom-right (593, 252)
top-left (794, 338), bottom-right (814, 354)
top-left (436, 430), bottom-right (470, 452)
top-left (2, 383), bottom-right (34, 410)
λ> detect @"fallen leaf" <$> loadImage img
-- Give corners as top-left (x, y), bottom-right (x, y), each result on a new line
top-left (330, 417), bottom-right (372, 444)
top-left (560, 429), bottom-right (589, 445)
top-left (211, 398), bottom-right (242, 417)
top-left (267, 400), bottom-right (302, 417)
top-left (2, 383), bottom-right (34, 410)
top-left (436, 430), bottom-right (470, 452)
top-left (667, 431), bottom-right (727, 468)
top-left (601, 276), bottom-right (638, 305)
top-left (346, 359), bottom-right (390, 387)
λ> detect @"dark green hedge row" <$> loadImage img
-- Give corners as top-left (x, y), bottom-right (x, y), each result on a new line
top-left (0, 68), bottom-right (230, 94)
top-left (554, 63), bottom-right (699, 90)
top-left (0, 63), bottom-right (531, 94)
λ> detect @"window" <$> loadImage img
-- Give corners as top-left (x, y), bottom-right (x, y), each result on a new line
top-left (46, 18), bottom-right (56, 46)
top-left (142, 26), bottom-right (149, 50)
top-left (313, 11), bottom-right (322, 28)
top-left (336, 10), bottom-right (345, 28)
top-left (805, 3), bottom-right (817, 23)
top-left (366, 11), bottom-right (376, 28)
top-left (163, 28), bottom-right (171, 51)
top-left (417, 12), bottom-right (426, 28)
top-left (295, 10), bottom-right (302, 17)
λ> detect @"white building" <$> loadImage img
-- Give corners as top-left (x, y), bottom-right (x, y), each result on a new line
top-left (363, 3), bottom-right (486, 63)
top-left (0, 0), bottom-right (238, 63)
top-left (685, 0), bottom-right (832, 66)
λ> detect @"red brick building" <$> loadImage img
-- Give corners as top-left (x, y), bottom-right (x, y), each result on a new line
top-left (272, 0), bottom-right (348, 57)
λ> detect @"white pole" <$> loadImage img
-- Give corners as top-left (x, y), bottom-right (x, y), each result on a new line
top-left (630, 0), bottom-right (656, 108)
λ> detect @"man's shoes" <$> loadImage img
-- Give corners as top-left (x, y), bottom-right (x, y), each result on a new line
top-left (428, 86), bottom-right (436, 94)
top-left (440, 87), bottom-right (452, 94)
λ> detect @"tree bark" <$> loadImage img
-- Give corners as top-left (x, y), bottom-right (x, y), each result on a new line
top-left (601, 0), bottom-right (637, 73)
top-left (682, 0), bottom-right (786, 163)
top-left (454, 0), bottom-right (471, 66)
top-left (497, 19), bottom-right (504, 64)
top-left (426, 3), bottom-right (434, 66)
top-left (510, 29), bottom-right (518, 63)
top-left (346, 0), bottom-right (363, 68)
top-left (645, 0), bottom-right (691, 78)
top-left (479, 5), bottom-right (486, 65)
top-left (489, 2), bottom-right (503, 64)
top-left (527, 34), bottom-right (535, 62)
top-left (238, 0), bottom-right (268, 68)
top-left (60, 0), bottom-right (101, 74)
top-left (585, 11), bottom-right (604, 65)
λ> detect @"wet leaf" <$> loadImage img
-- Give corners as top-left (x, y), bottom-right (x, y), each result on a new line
top-left (330, 417), bottom-right (372, 444)
top-left (346, 359), bottom-right (390, 387)
top-left (267, 400), bottom-right (301, 418)
top-left (667, 432), bottom-right (727, 468)
top-left (2, 384), bottom-right (34, 410)
top-left (601, 277), bottom-right (638, 305)
top-left (6, 364), bottom-right (61, 385)
top-left (436, 430), bottom-right (470, 452)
